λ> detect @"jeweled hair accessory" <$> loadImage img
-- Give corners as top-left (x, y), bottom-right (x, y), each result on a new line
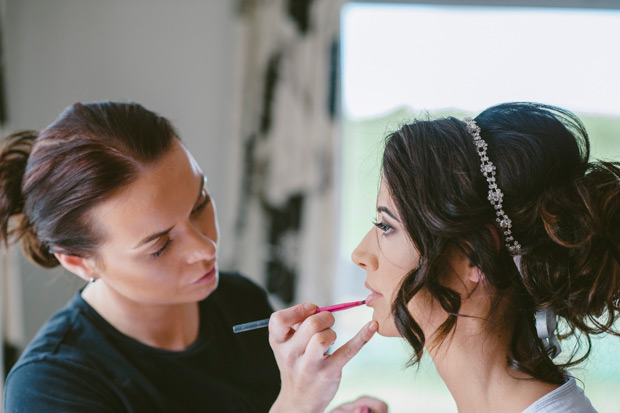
top-left (466, 119), bottom-right (561, 358)
top-left (463, 118), bottom-right (521, 255)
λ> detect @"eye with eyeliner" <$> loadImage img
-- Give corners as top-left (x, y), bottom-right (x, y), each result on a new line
top-left (373, 218), bottom-right (394, 235)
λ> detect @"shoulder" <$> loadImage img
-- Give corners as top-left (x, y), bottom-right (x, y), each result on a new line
top-left (11, 292), bottom-right (86, 367)
top-left (522, 378), bottom-right (597, 413)
top-left (5, 293), bottom-right (123, 411)
top-left (5, 346), bottom-right (120, 412)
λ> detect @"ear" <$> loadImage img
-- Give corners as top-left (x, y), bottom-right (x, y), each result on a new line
top-left (465, 265), bottom-right (484, 283)
top-left (451, 247), bottom-right (484, 284)
top-left (54, 253), bottom-right (98, 282)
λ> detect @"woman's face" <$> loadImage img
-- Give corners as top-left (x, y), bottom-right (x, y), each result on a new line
top-left (85, 140), bottom-right (219, 306)
top-left (351, 178), bottom-right (422, 336)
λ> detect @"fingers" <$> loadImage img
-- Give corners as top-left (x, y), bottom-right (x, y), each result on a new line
top-left (306, 327), bottom-right (338, 357)
top-left (330, 321), bottom-right (378, 369)
top-left (351, 396), bottom-right (388, 413)
top-left (269, 302), bottom-right (317, 343)
top-left (294, 311), bottom-right (336, 350)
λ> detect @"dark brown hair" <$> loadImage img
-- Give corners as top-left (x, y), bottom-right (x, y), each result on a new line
top-left (0, 101), bottom-right (177, 267)
top-left (383, 102), bottom-right (620, 384)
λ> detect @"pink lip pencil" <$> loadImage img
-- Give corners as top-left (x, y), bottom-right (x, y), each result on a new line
top-left (232, 300), bottom-right (366, 333)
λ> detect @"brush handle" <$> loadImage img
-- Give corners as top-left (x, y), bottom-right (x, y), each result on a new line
top-left (232, 318), bottom-right (270, 333)
top-left (232, 300), bottom-right (366, 333)
top-left (315, 300), bottom-right (366, 313)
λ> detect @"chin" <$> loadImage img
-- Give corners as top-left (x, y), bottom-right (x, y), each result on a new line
top-left (377, 324), bottom-right (401, 337)
top-left (192, 278), bottom-right (219, 302)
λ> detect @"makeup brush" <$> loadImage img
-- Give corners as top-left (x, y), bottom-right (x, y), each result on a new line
top-left (232, 300), bottom-right (366, 333)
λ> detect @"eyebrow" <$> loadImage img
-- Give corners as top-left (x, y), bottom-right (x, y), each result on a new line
top-left (134, 226), bottom-right (174, 249)
top-left (377, 205), bottom-right (400, 222)
top-left (133, 175), bottom-right (206, 249)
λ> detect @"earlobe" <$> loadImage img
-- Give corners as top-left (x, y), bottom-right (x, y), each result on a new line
top-left (453, 246), bottom-right (483, 283)
top-left (467, 266), bottom-right (484, 283)
top-left (54, 253), bottom-right (97, 282)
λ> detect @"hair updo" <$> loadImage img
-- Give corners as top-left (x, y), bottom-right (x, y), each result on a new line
top-left (383, 102), bottom-right (620, 384)
top-left (0, 102), bottom-right (177, 267)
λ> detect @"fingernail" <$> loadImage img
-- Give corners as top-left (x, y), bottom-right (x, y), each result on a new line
top-left (368, 321), bottom-right (378, 332)
top-left (304, 303), bottom-right (316, 312)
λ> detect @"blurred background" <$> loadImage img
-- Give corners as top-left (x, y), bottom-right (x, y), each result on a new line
top-left (1, 1), bottom-right (618, 411)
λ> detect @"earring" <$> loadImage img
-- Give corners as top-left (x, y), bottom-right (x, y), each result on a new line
top-left (89, 277), bottom-right (96, 283)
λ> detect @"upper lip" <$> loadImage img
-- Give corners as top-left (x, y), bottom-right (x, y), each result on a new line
top-left (364, 281), bottom-right (380, 295)
top-left (192, 263), bottom-right (216, 283)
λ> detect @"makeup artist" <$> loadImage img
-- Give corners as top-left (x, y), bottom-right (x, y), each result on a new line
top-left (1, 101), bottom-right (280, 412)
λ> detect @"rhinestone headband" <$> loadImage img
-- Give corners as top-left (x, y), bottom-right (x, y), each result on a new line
top-left (463, 118), bottom-right (521, 255)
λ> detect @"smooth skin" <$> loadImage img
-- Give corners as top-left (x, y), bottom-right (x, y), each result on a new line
top-left (270, 177), bottom-right (559, 413)
top-left (351, 178), bottom-right (559, 413)
top-left (55, 140), bottom-right (219, 351)
top-left (268, 303), bottom-right (379, 413)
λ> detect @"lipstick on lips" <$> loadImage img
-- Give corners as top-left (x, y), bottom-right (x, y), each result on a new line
top-left (364, 281), bottom-right (383, 305)
top-left (191, 267), bottom-right (218, 286)
top-left (232, 300), bottom-right (366, 333)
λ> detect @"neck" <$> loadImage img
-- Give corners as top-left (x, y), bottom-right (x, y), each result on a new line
top-left (428, 320), bottom-right (560, 413)
top-left (81, 281), bottom-right (200, 351)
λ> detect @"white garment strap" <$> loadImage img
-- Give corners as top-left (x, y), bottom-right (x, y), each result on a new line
top-left (513, 256), bottom-right (562, 358)
top-left (535, 309), bottom-right (562, 358)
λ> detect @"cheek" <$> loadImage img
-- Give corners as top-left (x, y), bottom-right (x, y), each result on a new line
top-left (405, 289), bottom-right (440, 336)
top-left (377, 231), bottom-right (420, 276)
top-left (376, 274), bottom-right (406, 337)
top-left (376, 288), bottom-right (436, 339)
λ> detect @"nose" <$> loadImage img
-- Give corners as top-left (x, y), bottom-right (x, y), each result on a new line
top-left (351, 228), bottom-right (378, 271)
top-left (186, 227), bottom-right (217, 265)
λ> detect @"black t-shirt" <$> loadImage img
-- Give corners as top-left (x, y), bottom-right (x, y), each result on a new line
top-left (5, 272), bottom-right (280, 412)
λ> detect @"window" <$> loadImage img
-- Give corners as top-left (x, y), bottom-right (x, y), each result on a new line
top-left (330, 3), bottom-right (620, 411)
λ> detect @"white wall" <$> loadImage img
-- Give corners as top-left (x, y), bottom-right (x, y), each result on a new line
top-left (4, 0), bottom-right (239, 344)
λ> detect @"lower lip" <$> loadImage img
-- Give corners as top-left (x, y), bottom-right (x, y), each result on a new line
top-left (193, 267), bottom-right (217, 285)
top-left (365, 292), bottom-right (383, 305)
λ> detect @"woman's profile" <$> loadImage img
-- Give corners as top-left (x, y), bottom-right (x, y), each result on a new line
top-left (268, 102), bottom-right (619, 413)
top-left (0, 101), bottom-right (280, 412)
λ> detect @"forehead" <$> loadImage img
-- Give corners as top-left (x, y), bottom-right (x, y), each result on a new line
top-left (377, 177), bottom-right (395, 206)
top-left (91, 141), bottom-right (202, 245)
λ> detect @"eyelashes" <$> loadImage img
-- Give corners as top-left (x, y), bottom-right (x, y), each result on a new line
top-left (192, 191), bottom-right (211, 216)
top-left (150, 238), bottom-right (173, 259)
top-left (373, 219), bottom-right (394, 235)
top-left (149, 193), bottom-right (211, 260)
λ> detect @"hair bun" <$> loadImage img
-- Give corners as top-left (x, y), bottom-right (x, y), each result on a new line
top-left (0, 131), bottom-right (37, 245)
top-left (535, 160), bottom-right (620, 335)
top-left (0, 130), bottom-right (61, 267)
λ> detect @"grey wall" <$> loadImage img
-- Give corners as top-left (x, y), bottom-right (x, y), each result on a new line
top-left (4, 0), bottom-right (239, 344)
